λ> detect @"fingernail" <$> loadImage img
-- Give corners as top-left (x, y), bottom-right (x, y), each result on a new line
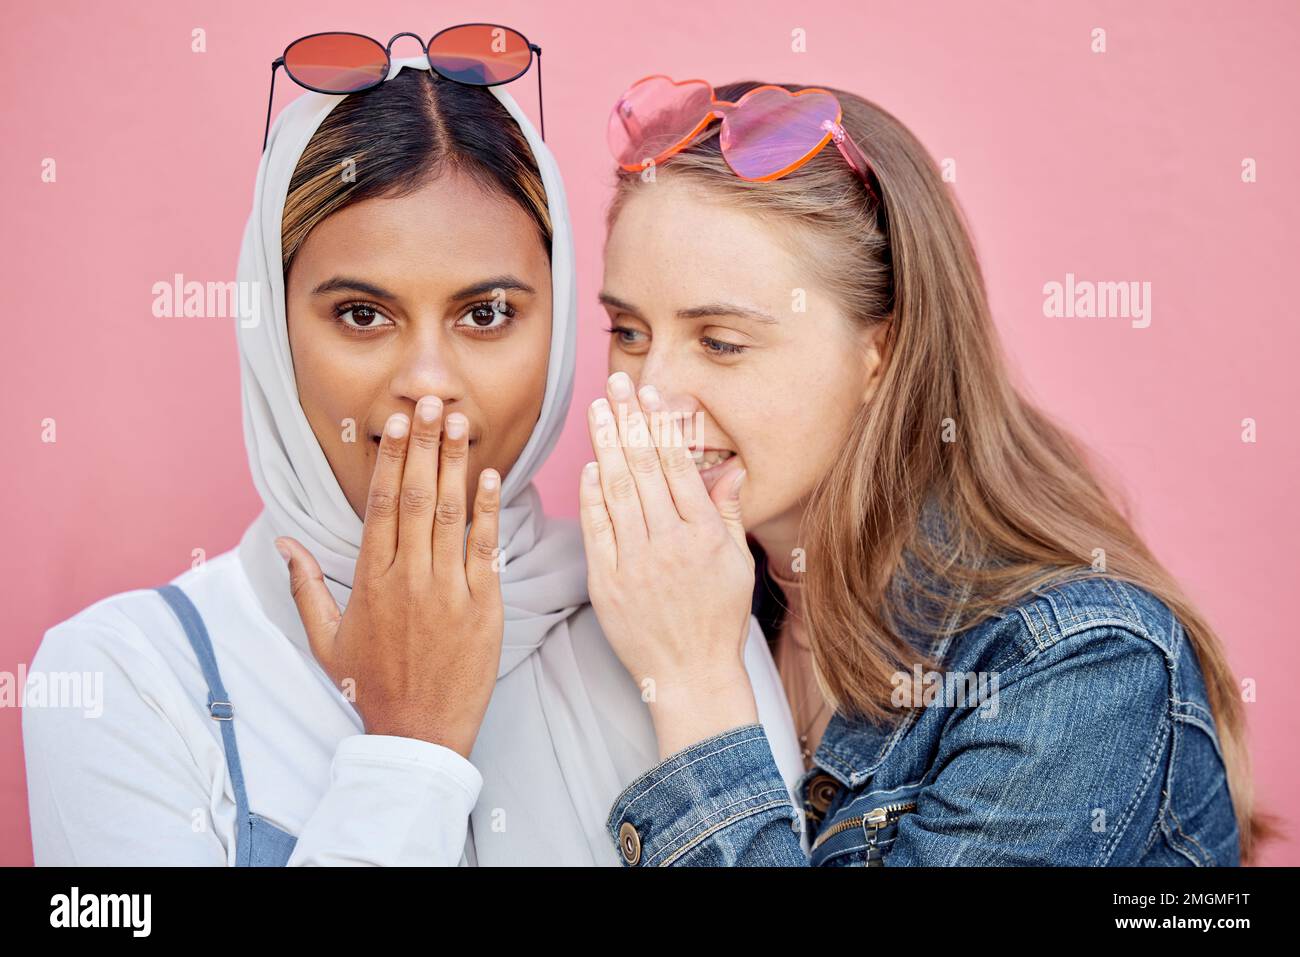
top-left (446, 413), bottom-right (467, 439)
top-left (386, 413), bottom-right (409, 438)
top-left (481, 469), bottom-right (499, 490)
top-left (609, 371), bottom-right (633, 399)
top-left (638, 384), bottom-right (660, 407)
top-left (582, 461), bottom-right (600, 484)
top-left (417, 396), bottom-right (441, 423)
top-left (274, 538), bottom-right (291, 563)
top-left (732, 469), bottom-right (747, 495)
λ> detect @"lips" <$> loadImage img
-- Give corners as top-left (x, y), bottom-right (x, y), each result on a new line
top-left (693, 450), bottom-right (741, 493)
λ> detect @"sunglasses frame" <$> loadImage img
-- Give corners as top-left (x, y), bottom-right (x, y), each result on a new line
top-left (612, 74), bottom-right (878, 201)
top-left (263, 26), bottom-right (544, 152)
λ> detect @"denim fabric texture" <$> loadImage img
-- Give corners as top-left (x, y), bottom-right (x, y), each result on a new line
top-left (606, 573), bottom-right (1241, 867)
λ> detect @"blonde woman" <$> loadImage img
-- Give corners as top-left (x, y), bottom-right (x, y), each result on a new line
top-left (579, 76), bottom-right (1277, 866)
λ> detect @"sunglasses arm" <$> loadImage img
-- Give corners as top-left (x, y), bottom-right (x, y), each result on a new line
top-left (262, 57), bottom-right (284, 153)
top-left (826, 120), bottom-right (879, 204)
top-left (530, 44), bottom-right (545, 141)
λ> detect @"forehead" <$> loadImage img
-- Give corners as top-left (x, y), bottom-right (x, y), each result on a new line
top-left (289, 170), bottom-right (549, 291)
top-left (603, 178), bottom-right (812, 312)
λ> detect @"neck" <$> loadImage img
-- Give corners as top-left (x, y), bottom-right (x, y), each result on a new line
top-left (751, 505), bottom-right (807, 582)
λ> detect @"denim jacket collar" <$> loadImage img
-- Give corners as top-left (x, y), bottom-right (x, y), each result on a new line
top-left (809, 615), bottom-right (963, 788)
top-left (753, 496), bottom-right (972, 790)
top-left (812, 708), bottom-right (913, 788)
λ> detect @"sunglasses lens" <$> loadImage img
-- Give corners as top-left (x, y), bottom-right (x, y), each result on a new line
top-left (721, 88), bottom-right (841, 180)
top-left (428, 24), bottom-right (532, 84)
top-left (608, 77), bottom-right (714, 169)
top-left (284, 34), bottom-right (388, 92)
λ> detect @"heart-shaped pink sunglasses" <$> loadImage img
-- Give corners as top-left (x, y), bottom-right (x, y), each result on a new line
top-left (608, 74), bottom-right (879, 201)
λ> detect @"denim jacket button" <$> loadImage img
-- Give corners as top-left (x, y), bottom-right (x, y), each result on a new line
top-left (805, 773), bottom-right (839, 813)
top-left (804, 773), bottom-right (839, 827)
top-left (618, 821), bottom-right (642, 866)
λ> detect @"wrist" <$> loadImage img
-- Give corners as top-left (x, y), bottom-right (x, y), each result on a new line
top-left (363, 711), bottom-right (478, 759)
top-left (646, 664), bottom-right (758, 761)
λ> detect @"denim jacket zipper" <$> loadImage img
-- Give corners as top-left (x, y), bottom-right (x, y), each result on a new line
top-left (810, 800), bottom-right (918, 865)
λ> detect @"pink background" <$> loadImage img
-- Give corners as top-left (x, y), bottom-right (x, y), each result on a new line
top-left (2, 0), bottom-right (1296, 865)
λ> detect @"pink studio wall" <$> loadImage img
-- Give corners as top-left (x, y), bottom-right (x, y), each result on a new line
top-left (2, 0), bottom-right (1296, 865)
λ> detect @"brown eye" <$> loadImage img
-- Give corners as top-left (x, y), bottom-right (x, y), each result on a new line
top-left (455, 301), bottom-right (517, 333)
top-left (335, 303), bottom-right (393, 331)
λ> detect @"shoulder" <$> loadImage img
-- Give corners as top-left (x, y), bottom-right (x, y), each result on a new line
top-left (957, 574), bottom-right (1183, 680)
top-left (922, 575), bottom-right (1234, 865)
top-left (938, 575), bottom-right (1190, 745)
top-left (32, 550), bottom-right (247, 681)
top-left (1013, 575), bottom-right (1179, 653)
top-left (22, 554), bottom-right (242, 775)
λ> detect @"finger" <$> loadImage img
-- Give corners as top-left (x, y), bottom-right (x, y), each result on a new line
top-left (587, 396), bottom-right (648, 547)
top-left (432, 411), bottom-right (471, 588)
top-left (577, 460), bottom-right (618, 570)
top-left (397, 395), bottom-right (443, 571)
top-left (358, 412), bottom-right (410, 579)
top-left (708, 466), bottom-right (750, 555)
top-left (465, 468), bottom-right (503, 601)
top-left (636, 382), bottom-right (715, 524)
top-left (606, 371), bottom-right (679, 534)
top-left (276, 536), bottom-right (343, 669)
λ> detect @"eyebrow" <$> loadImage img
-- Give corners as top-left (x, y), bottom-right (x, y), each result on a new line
top-left (598, 292), bottom-right (779, 325)
top-left (313, 275), bottom-right (537, 301)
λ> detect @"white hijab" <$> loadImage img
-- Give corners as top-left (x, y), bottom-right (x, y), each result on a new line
top-left (234, 56), bottom-right (806, 864)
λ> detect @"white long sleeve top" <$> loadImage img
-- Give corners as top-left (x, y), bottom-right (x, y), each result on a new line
top-left (23, 545), bottom-right (806, 865)
top-left (23, 548), bottom-right (483, 866)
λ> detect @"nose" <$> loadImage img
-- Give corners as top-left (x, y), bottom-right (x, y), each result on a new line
top-left (388, 330), bottom-right (466, 414)
top-left (634, 347), bottom-right (699, 411)
top-left (632, 347), bottom-right (704, 447)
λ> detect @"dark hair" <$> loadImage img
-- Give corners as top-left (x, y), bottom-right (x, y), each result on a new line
top-left (282, 66), bottom-right (551, 274)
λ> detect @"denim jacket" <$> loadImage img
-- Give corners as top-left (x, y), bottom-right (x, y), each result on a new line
top-left (605, 573), bottom-right (1241, 866)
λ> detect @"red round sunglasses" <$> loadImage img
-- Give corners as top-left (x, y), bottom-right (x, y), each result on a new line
top-left (262, 26), bottom-right (544, 151)
top-left (608, 74), bottom-right (878, 201)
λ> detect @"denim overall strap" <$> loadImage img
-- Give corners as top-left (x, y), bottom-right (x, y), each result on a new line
top-left (154, 583), bottom-right (256, 866)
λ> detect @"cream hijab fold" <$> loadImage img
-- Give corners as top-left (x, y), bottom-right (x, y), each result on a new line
top-left (233, 57), bottom-right (806, 865)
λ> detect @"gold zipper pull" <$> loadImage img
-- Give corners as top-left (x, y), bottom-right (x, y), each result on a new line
top-left (810, 799), bottom-right (919, 855)
top-left (863, 807), bottom-right (892, 828)
top-left (863, 801), bottom-right (918, 866)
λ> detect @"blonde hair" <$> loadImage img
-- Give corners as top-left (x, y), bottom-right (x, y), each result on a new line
top-left (607, 80), bottom-right (1280, 863)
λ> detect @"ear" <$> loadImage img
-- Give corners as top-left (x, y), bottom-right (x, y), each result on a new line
top-left (860, 316), bottom-right (893, 404)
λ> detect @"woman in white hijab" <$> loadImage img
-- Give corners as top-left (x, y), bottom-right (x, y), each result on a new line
top-left (23, 56), bottom-right (804, 866)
